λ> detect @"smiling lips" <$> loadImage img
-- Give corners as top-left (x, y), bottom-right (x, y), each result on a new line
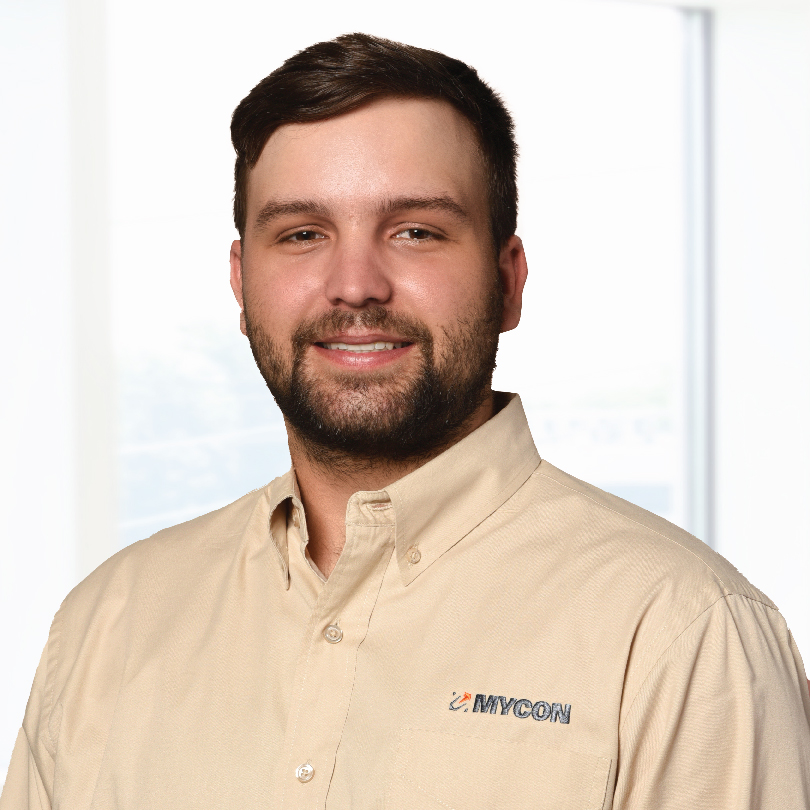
top-left (312, 337), bottom-right (415, 369)
top-left (320, 341), bottom-right (409, 352)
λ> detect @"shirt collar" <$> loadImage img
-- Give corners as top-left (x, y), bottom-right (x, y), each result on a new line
top-left (385, 393), bottom-right (540, 585)
top-left (260, 393), bottom-right (540, 588)
top-left (263, 469), bottom-right (297, 590)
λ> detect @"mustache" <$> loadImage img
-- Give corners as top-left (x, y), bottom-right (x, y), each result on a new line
top-left (292, 306), bottom-right (433, 352)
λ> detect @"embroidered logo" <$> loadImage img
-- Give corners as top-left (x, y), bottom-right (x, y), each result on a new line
top-left (448, 691), bottom-right (472, 711)
top-left (450, 692), bottom-right (571, 724)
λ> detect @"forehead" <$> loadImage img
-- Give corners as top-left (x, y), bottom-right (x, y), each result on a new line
top-left (247, 98), bottom-right (487, 217)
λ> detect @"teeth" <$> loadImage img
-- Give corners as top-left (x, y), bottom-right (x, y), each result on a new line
top-left (323, 341), bottom-right (406, 352)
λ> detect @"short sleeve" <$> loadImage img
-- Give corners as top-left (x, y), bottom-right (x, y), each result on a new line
top-left (614, 595), bottom-right (810, 809)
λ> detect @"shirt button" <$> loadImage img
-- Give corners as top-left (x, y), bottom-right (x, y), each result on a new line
top-left (295, 762), bottom-right (314, 783)
top-left (323, 624), bottom-right (343, 644)
top-left (407, 546), bottom-right (422, 565)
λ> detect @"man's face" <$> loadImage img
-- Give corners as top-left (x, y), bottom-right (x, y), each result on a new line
top-left (231, 97), bottom-right (525, 464)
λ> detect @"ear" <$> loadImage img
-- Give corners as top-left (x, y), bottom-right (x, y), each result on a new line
top-left (497, 235), bottom-right (528, 333)
top-left (229, 239), bottom-right (247, 336)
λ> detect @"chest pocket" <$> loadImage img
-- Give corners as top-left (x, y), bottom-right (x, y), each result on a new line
top-left (385, 728), bottom-right (612, 810)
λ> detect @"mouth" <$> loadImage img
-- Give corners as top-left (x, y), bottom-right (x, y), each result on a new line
top-left (310, 334), bottom-right (416, 370)
top-left (317, 341), bottom-right (411, 353)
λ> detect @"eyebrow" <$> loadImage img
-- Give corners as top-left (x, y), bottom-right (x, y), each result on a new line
top-left (252, 194), bottom-right (471, 232)
top-left (376, 195), bottom-right (471, 222)
top-left (253, 199), bottom-right (331, 232)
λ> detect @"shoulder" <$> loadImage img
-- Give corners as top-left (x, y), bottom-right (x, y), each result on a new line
top-left (516, 462), bottom-right (808, 738)
top-left (503, 460), bottom-right (786, 708)
top-left (523, 459), bottom-right (773, 607)
top-left (21, 482), bottom-right (280, 765)
top-left (54, 483), bottom-right (276, 646)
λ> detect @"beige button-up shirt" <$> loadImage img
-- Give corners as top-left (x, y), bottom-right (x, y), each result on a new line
top-left (3, 396), bottom-right (810, 808)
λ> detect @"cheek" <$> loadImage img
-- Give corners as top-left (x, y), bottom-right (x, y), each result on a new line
top-left (395, 259), bottom-right (495, 327)
top-left (243, 261), bottom-right (322, 334)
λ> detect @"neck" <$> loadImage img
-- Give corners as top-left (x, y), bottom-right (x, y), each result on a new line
top-left (287, 391), bottom-right (497, 578)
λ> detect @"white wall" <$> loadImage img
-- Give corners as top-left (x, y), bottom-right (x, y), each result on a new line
top-left (712, 2), bottom-right (810, 661)
top-left (634, 0), bottom-right (810, 660)
top-left (0, 0), bottom-right (76, 780)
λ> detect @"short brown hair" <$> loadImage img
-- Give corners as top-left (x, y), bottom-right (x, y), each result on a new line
top-left (230, 33), bottom-right (518, 251)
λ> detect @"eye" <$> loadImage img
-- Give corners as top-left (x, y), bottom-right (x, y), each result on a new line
top-left (393, 228), bottom-right (436, 241)
top-left (286, 230), bottom-right (325, 242)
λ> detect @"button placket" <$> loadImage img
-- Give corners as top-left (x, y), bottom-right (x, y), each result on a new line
top-left (276, 495), bottom-right (396, 809)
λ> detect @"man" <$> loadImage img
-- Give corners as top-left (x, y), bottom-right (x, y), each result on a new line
top-left (3, 33), bottom-right (809, 809)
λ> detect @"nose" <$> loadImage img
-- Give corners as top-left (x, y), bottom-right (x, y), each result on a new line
top-left (323, 236), bottom-right (393, 308)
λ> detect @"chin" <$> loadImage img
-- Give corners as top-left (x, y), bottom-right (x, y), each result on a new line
top-left (308, 380), bottom-right (419, 432)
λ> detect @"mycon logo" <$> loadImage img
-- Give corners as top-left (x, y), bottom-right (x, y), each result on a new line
top-left (450, 692), bottom-right (571, 724)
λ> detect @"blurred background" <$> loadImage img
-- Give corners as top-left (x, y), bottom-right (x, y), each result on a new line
top-left (2, 0), bottom-right (809, 778)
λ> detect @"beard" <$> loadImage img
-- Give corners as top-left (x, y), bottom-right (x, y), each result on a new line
top-left (244, 282), bottom-right (503, 468)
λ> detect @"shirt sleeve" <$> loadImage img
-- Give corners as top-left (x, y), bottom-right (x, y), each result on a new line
top-left (0, 643), bottom-right (54, 810)
top-left (0, 729), bottom-right (50, 810)
top-left (614, 594), bottom-right (810, 809)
